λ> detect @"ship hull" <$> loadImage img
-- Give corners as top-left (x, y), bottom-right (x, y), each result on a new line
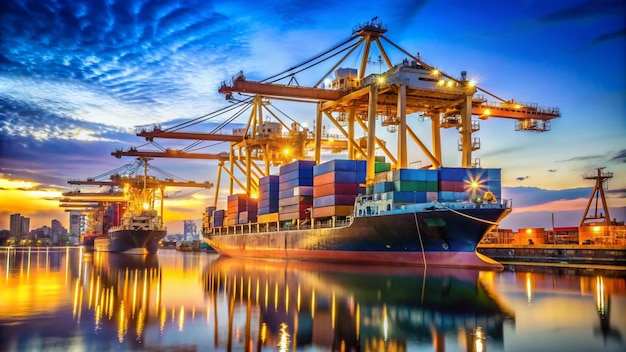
top-left (205, 206), bottom-right (509, 269)
top-left (94, 229), bottom-right (167, 254)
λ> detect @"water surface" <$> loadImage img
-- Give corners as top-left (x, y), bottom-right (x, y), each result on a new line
top-left (0, 247), bottom-right (624, 351)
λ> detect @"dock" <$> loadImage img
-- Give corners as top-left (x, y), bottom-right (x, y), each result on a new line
top-left (477, 244), bottom-right (626, 268)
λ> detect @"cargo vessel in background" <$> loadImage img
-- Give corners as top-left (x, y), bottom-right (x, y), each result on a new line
top-left (63, 157), bottom-right (213, 255)
top-left (92, 158), bottom-right (167, 254)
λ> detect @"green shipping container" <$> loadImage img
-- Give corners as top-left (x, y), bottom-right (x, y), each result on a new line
top-left (393, 180), bottom-right (427, 192)
top-left (374, 162), bottom-right (391, 173)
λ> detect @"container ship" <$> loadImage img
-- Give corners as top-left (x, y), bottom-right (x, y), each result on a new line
top-left (93, 207), bottom-right (166, 254)
top-left (203, 159), bottom-right (511, 269)
top-left (92, 160), bottom-right (167, 254)
top-left (63, 157), bottom-right (213, 254)
top-left (111, 21), bottom-right (557, 267)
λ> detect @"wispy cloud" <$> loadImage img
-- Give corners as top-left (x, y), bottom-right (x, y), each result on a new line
top-left (536, 0), bottom-right (625, 24)
top-left (555, 155), bottom-right (605, 163)
top-left (610, 149), bottom-right (626, 162)
top-left (503, 186), bottom-right (592, 208)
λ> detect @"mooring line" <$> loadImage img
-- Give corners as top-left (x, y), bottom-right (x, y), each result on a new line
top-left (414, 212), bottom-right (427, 268)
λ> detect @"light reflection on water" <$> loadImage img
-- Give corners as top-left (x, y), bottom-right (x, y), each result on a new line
top-left (0, 247), bottom-right (624, 352)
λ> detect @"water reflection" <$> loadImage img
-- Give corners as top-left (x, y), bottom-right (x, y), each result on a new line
top-left (1, 248), bottom-right (624, 351)
top-left (479, 268), bottom-right (626, 352)
top-left (76, 252), bottom-right (161, 345)
top-left (0, 248), bottom-right (214, 351)
top-left (203, 258), bottom-right (512, 351)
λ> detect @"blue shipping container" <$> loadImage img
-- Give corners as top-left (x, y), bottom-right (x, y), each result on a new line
top-left (279, 160), bottom-right (316, 175)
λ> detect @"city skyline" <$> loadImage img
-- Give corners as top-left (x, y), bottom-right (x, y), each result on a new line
top-left (1, 0), bottom-right (625, 233)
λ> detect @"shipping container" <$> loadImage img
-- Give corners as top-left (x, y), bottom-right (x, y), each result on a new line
top-left (259, 175), bottom-right (280, 185)
top-left (259, 182), bottom-right (280, 193)
top-left (278, 195), bottom-right (313, 207)
top-left (313, 183), bottom-right (358, 198)
top-left (383, 191), bottom-right (427, 203)
top-left (258, 198), bottom-right (279, 208)
top-left (313, 159), bottom-right (366, 176)
top-left (313, 171), bottom-right (362, 185)
top-left (279, 168), bottom-right (314, 182)
top-left (258, 206), bottom-right (279, 215)
top-left (258, 212), bottom-right (279, 223)
top-left (279, 160), bottom-right (316, 174)
top-left (373, 181), bottom-right (394, 193)
top-left (279, 177), bottom-right (314, 191)
top-left (312, 205), bottom-right (353, 218)
top-left (374, 162), bottom-right (391, 173)
top-left (313, 194), bottom-right (357, 207)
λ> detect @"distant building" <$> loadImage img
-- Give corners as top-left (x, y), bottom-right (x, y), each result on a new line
top-left (9, 213), bottom-right (31, 238)
top-left (21, 217), bottom-right (30, 236)
top-left (51, 219), bottom-right (65, 244)
top-left (10, 213), bottom-right (21, 237)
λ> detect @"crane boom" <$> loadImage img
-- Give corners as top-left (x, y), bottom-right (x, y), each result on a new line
top-left (137, 128), bottom-right (244, 142)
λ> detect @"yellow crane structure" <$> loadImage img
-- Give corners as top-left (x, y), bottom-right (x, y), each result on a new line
top-left (113, 19), bottom-right (559, 205)
top-left (218, 20), bottom-right (559, 188)
top-left (61, 157), bottom-right (214, 235)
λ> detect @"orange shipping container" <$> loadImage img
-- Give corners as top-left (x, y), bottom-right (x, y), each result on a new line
top-left (312, 205), bottom-right (353, 218)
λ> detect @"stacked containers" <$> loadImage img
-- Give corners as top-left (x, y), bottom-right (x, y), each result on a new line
top-left (202, 206), bottom-right (216, 230)
top-left (227, 194), bottom-right (245, 225)
top-left (258, 175), bottom-right (279, 215)
top-left (239, 197), bottom-right (258, 224)
top-left (212, 209), bottom-right (225, 227)
top-left (312, 159), bottom-right (366, 218)
top-left (380, 168), bottom-right (439, 203)
top-left (278, 160), bottom-right (316, 221)
top-left (438, 167), bottom-right (502, 202)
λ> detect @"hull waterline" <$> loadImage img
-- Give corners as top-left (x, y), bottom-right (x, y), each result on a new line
top-left (206, 204), bottom-right (509, 270)
top-left (95, 229), bottom-right (166, 254)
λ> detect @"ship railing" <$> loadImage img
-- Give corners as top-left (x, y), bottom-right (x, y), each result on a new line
top-left (208, 217), bottom-right (354, 235)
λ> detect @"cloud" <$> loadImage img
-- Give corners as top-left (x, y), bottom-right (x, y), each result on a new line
top-left (555, 154), bottom-right (605, 163)
top-left (536, 0), bottom-right (625, 24)
top-left (592, 27), bottom-right (626, 44)
top-left (610, 149), bottom-right (626, 162)
top-left (503, 186), bottom-right (592, 208)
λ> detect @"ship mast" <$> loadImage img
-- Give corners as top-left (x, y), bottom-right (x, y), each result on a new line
top-left (580, 167), bottom-right (613, 227)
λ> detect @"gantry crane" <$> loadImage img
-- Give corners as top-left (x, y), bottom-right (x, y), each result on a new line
top-left (113, 95), bottom-right (352, 203)
top-left (218, 20), bottom-right (560, 187)
top-left (61, 157), bottom-right (214, 234)
top-left (114, 19), bottom-right (559, 205)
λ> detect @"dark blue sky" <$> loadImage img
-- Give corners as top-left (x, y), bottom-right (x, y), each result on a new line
top-left (1, 0), bottom-right (625, 231)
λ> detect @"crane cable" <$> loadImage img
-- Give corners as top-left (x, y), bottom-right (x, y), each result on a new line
top-left (261, 34), bottom-right (359, 83)
top-left (413, 212), bottom-right (427, 268)
top-left (380, 35), bottom-right (508, 103)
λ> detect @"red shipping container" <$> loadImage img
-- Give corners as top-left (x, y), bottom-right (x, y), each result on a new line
top-left (315, 172), bottom-right (357, 186)
top-left (313, 183), bottom-right (358, 197)
top-left (453, 181), bottom-right (466, 192)
top-left (438, 180), bottom-right (455, 192)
